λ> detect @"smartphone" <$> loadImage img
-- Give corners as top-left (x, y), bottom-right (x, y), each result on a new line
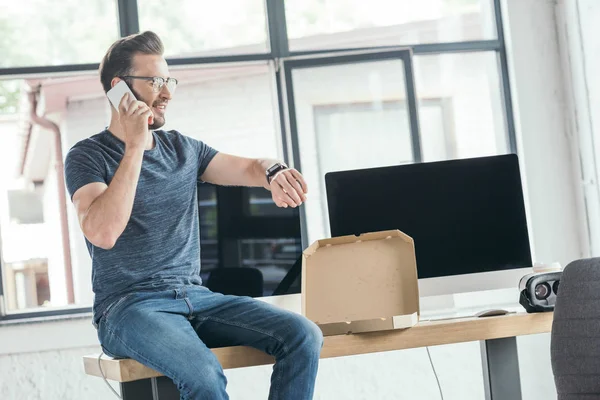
top-left (107, 80), bottom-right (136, 111)
top-left (107, 80), bottom-right (153, 124)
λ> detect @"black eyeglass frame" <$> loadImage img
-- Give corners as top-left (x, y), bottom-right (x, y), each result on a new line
top-left (120, 75), bottom-right (178, 93)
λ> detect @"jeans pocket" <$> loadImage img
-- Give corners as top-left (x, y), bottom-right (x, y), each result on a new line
top-left (98, 294), bottom-right (135, 360)
top-left (103, 293), bottom-right (134, 322)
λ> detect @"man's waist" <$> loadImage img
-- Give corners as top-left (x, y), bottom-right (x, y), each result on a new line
top-left (92, 276), bottom-right (203, 326)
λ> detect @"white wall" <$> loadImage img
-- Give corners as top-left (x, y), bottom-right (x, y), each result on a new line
top-left (500, 0), bottom-right (591, 398)
top-left (554, 0), bottom-right (600, 257)
top-left (502, 0), bottom-right (583, 268)
top-left (1, 0), bottom-right (589, 398)
top-left (0, 318), bottom-right (118, 400)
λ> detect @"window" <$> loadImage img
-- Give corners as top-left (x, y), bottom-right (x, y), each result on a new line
top-left (414, 52), bottom-right (508, 161)
top-left (286, 52), bottom-right (508, 242)
top-left (0, 0), bottom-right (119, 67)
top-left (164, 63), bottom-right (282, 157)
top-left (312, 101), bottom-right (414, 239)
top-left (0, 91), bottom-right (54, 312)
top-left (287, 58), bottom-right (416, 242)
top-left (285, 0), bottom-right (497, 51)
top-left (0, 0), bottom-right (517, 318)
top-left (0, 76), bottom-right (107, 314)
top-left (0, 115), bottom-right (52, 311)
top-left (138, 0), bottom-right (269, 58)
top-left (163, 63), bottom-right (300, 297)
top-left (199, 184), bottom-right (302, 297)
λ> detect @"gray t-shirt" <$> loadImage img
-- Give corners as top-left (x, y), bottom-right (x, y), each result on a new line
top-left (64, 129), bottom-right (218, 325)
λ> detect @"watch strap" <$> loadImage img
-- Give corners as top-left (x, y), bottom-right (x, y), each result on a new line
top-left (266, 163), bottom-right (288, 184)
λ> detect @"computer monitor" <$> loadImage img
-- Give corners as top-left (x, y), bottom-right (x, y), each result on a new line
top-left (325, 154), bottom-right (533, 297)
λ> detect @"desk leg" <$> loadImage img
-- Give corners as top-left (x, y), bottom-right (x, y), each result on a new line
top-left (151, 376), bottom-right (181, 399)
top-left (480, 337), bottom-right (522, 400)
top-left (121, 377), bottom-right (179, 400)
top-left (120, 379), bottom-right (152, 400)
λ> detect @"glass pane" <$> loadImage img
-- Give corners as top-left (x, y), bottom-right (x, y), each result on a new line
top-left (165, 63), bottom-right (281, 157)
top-left (0, 75), bottom-right (107, 313)
top-left (138, 0), bottom-right (269, 58)
top-left (414, 52), bottom-right (508, 161)
top-left (1, 61), bottom-right (288, 312)
top-left (154, 63), bottom-right (299, 297)
top-left (198, 184), bottom-right (218, 273)
top-left (290, 60), bottom-right (413, 242)
top-left (0, 0), bottom-right (119, 67)
top-left (238, 238), bottom-right (301, 296)
top-left (244, 187), bottom-right (297, 217)
top-left (285, 0), bottom-right (496, 52)
top-left (198, 184), bottom-right (302, 297)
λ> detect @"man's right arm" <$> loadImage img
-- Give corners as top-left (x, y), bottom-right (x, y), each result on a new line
top-left (72, 146), bottom-right (144, 250)
top-left (71, 94), bottom-right (153, 250)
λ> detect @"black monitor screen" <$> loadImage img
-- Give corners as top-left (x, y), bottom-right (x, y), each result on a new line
top-left (325, 154), bottom-right (532, 279)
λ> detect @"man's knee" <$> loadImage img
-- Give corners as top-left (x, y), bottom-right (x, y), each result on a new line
top-left (304, 318), bottom-right (324, 353)
top-left (287, 315), bottom-right (324, 357)
top-left (176, 358), bottom-right (228, 399)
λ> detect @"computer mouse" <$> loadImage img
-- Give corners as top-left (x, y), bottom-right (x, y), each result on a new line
top-left (475, 309), bottom-right (511, 318)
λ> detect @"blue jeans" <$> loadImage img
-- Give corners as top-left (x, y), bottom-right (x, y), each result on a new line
top-left (97, 285), bottom-right (323, 400)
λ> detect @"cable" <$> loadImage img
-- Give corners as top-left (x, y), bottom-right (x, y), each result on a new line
top-left (98, 351), bottom-right (122, 399)
top-left (426, 346), bottom-right (444, 400)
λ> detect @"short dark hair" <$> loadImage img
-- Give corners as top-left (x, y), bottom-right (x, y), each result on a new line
top-left (99, 31), bottom-right (164, 93)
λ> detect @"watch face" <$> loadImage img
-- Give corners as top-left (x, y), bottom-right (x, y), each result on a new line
top-left (267, 164), bottom-right (281, 174)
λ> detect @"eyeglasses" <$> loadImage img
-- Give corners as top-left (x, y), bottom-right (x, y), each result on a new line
top-left (120, 76), bottom-right (178, 93)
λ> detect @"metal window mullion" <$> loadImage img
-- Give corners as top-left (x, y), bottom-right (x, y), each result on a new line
top-left (413, 40), bottom-right (501, 54)
top-left (402, 51), bottom-right (423, 163)
top-left (281, 63), bottom-right (310, 249)
top-left (0, 54), bottom-right (274, 78)
top-left (266, 0), bottom-right (290, 58)
top-left (166, 53), bottom-right (272, 67)
top-left (0, 42), bottom-right (506, 79)
top-left (0, 64), bottom-right (100, 78)
top-left (493, 0), bottom-right (518, 154)
top-left (287, 40), bottom-right (501, 58)
top-left (266, 0), bottom-right (292, 183)
top-left (274, 67), bottom-right (290, 166)
top-left (117, 0), bottom-right (140, 37)
top-left (0, 307), bottom-right (93, 322)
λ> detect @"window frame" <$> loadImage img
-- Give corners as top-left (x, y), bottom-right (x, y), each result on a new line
top-left (0, 0), bottom-right (516, 321)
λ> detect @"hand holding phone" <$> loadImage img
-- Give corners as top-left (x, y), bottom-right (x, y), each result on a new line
top-left (107, 80), bottom-right (154, 125)
top-left (107, 81), bottom-right (154, 149)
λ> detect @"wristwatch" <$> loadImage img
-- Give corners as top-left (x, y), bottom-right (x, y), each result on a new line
top-left (266, 162), bottom-right (288, 184)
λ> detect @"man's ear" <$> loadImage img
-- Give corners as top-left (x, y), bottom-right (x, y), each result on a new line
top-left (110, 77), bottom-right (122, 89)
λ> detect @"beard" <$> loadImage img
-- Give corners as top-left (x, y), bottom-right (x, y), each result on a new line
top-left (149, 100), bottom-right (166, 130)
top-left (130, 86), bottom-right (166, 130)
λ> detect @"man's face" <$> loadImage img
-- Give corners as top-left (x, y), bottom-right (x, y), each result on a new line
top-left (126, 54), bottom-right (174, 130)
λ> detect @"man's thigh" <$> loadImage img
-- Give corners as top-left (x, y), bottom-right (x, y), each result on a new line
top-left (97, 289), bottom-right (222, 379)
top-left (187, 286), bottom-right (322, 354)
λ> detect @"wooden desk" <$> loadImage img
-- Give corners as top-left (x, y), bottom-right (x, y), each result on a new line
top-left (84, 311), bottom-right (553, 400)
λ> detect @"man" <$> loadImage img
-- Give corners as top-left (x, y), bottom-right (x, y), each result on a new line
top-left (64, 31), bottom-right (323, 400)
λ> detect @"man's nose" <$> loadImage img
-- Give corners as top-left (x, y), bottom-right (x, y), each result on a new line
top-left (159, 85), bottom-right (172, 100)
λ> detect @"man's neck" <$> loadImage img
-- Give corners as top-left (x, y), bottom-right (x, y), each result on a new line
top-left (108, 117), bottom-right (155, 151)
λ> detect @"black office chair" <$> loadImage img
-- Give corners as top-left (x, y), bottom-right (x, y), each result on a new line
top-left (551, 257), bottom-right (600, 399)
top-left (205, 267), bottom-right (264, 298)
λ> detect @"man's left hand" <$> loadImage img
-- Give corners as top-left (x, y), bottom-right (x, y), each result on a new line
top-left (270, 168), bottom-right (308, 208)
